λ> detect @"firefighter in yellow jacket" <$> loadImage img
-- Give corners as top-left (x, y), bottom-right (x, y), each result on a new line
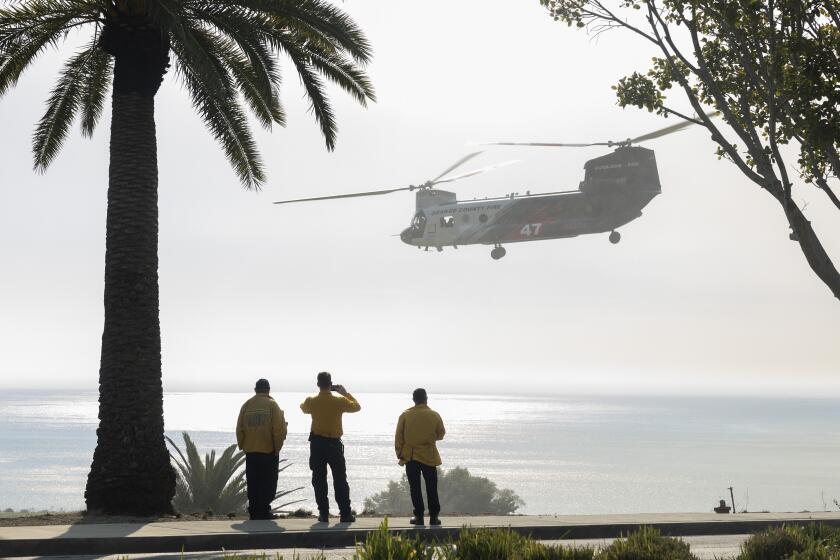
top-left (395, 388), bottom-right (446, 526)
top-left (300, 371), bottom-right (361, 523)
top-left (236, 378), bottom-right (287, 520)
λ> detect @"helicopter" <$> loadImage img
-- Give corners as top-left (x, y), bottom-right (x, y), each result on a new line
top-left (273, 118), bottom-right (704, 259)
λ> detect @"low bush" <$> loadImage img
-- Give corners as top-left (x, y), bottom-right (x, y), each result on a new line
top-left (439, 527), bottom-right (594, 560)
top-left (353, 518), bottom-right (434, 560)
top-left (439, 527), bottom-right (530, 560)
top-left (221, 553), bottom-right (326, 560)
top-left (364, 466), bottom-right (524, 515)
top-left (787, 544), bottom-right (840, 560)
top-left (737, 525), bottom-right (840, 560)
top-left (598, 526), bottom-right (696, 560)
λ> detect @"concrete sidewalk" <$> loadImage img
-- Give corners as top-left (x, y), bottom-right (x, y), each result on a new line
top-left (3, 512), bottom-right (840, 558)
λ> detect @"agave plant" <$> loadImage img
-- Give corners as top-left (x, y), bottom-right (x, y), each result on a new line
top-left (167, 432), bottom-right (247, 514)
top-left (166, 432), bottom-right (304, 515)
top-left (272, 481), bottom-right (306, 514)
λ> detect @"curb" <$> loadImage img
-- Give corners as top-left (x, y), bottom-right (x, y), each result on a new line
top-left (4, 518), bottom-right (840, 557)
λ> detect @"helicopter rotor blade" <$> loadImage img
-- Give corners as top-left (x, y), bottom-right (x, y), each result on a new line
top-left (481, 141), bottom-right (611, 148)
top-left (273, 152), bottom-right (514, 205)
top-left (629, 111), bottom-right (720, 144)
top-left (430, 151), bottom-right (484, 182)
top-left (483, 111), bottom-right (720, 149)
top-left (433, 160), bottom-right (520, 185)
top-left (273, 186), bottom-right (410, 205)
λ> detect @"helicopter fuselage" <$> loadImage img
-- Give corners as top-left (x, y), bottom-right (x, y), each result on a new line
top-left (400, 146), bottom-right (661, 251)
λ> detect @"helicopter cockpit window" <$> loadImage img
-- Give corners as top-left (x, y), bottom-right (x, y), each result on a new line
top-left (411, 212), bottom-right (426, 233)
top-left (440, 215), bottom-right (455, 228)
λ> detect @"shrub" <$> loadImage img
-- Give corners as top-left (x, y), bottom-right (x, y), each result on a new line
top-left (788, 544), bottom-right (840, 560)
top-left (598, 526), bottom-right (697, 560)
top-left (738, 526), bottom-right (816, 560)
top-left (439, 526), bottom-right (530, 560)
top-left (438, 527), bottom-right (594, 560)
top-left (353, 518), bottom-right (434, 560)
top-left (364, 466), bottom-right (524, 515)
top-left (167, 432), bottom-right (247, 514)
top-left (737, 525), bottom-right (840, 560)
top-left (166, 432), bottom-right (303, 515)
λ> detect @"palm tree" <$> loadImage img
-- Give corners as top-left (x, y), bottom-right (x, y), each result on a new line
top-left (0, 0), bottom-right (374, 515)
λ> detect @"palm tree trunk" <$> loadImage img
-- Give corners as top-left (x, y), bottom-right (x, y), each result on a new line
top-left (85, 88), bottom-right (174, 515)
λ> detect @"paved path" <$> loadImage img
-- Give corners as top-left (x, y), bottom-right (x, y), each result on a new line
top-left (3, 513), bottom-right (839, 558)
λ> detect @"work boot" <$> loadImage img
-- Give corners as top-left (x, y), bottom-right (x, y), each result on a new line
top-left (429, 516), bottom-right (441, 526)
top-left (409, 515), bottom-right (424, 525)
top-left (340, 513), bottom-right (356, 523)
top-left (317, 512), bottom-right (329, 523)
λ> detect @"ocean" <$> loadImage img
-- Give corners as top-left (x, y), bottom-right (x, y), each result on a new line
top-left (1, 391), bottom-right (839, 515)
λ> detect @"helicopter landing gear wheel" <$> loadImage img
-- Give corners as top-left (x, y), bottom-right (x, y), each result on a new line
top-left (609, 231), bottom-right (621, 244)
top-left (491, 246), bottom-right (507, 260)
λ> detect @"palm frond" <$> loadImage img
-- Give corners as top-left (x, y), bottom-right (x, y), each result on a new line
top-left (184, 0), bottom-right (374, 150)
top-left (215, 36), bottom-right (284, 129)
top-left (79, 41), bottom-right (112, 137)
top-left (303, 43), bottom-right (375, 106)
top-left (0, 0), bottom-right (99, 98)
top-left (3, 0), bottom-right (374, 186)
top-left (223, 0), bottom-right (373, 64)
top-left (32, 40), bottom-right (104, 170)
top-left (187, 4), bottom-right (282, 90)
top-left (170, 26), bottom-right (265, 189)
top-left (281, 47), bottom-right (337, 150)
top-left (159, 6), bottom-right (232, 95)
top-left (0, 0), bottom-right (99, 50)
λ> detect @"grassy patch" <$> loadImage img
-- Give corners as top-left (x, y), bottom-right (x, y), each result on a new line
top-left (0, 509), bottom-right (54, 519)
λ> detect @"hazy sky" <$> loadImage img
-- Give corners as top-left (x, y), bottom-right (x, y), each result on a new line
top-left (1, 0), bottom-right (838, 396)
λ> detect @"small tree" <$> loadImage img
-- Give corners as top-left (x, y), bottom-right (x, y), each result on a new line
top-left (363, 466), bottom-right (524, 515)
top-left (540, 0), bottom-right (840, 300)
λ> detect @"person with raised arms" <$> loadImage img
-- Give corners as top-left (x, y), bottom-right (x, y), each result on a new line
top-left (300, 371), bottom-right (361, 523)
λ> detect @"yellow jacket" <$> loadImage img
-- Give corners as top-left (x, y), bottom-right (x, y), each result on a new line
top-left (236, 394), bottom-right (287, 454)
top-left (300, 390), bottom-right (361, 438)
top-left (395, 404), bottom-right (446, 466)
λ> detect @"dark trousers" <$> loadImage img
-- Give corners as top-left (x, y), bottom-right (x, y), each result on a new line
top-left (406, 460), bottom-right (440, 517)
top-left (245, 452), bottom-right (279, 519)
top-left (309, 435), bottom-right (352, 516)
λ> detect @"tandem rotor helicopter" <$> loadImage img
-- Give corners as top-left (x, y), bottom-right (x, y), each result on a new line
top-left (274, 118), bottom-right (707, 259)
